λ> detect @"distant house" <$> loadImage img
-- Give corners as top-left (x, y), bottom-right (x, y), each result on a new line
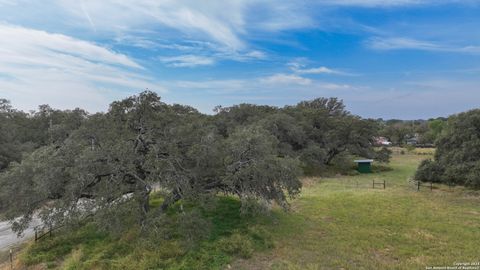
top-left (374, 136), bottom-right (392, 146)
top-left (405, 134), bottom-right (419, 145)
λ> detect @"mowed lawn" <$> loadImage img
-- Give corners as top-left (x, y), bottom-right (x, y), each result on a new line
top-left (233, 153), bottom-right (480, 269)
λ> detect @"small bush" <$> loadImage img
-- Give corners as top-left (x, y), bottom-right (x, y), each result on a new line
top-left (415, 159), bottom-right (443, 183)
top-left (375, 147), bottom-right (392, 163)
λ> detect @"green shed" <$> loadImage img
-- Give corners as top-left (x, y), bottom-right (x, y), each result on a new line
top-left (354, 159), bottom-right (373, 173)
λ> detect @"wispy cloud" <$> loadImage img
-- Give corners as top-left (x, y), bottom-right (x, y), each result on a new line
top-left (0, 24), bottom-right (142, 68)
top-left (294, 66), bottom-right (352, 75)
top-left (159, 55), bottom-right (215, 68)
top-left (0, 24), bottom-right (161, 112)
top-left (288, 59), bottom-right (352, 75)
top-left (55, 1), bottom-right (326, 51)
top-left (59, 0), bottom-right (248, 50)
top-left (366, 37), bottom-right (480, 54)
top-left (0, 0), bottom-right (479, 119)
top-left (319, 0), bottom-right (425, 7)
top-left (168, 74), bottom-right (356, 94)
top-left (260, 73), bottom-right (312, 86)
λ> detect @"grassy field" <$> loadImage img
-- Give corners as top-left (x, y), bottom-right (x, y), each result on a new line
top-left (232, 153), bottom-right (480, 269)
top-left (3, 151), bottom-right (480, 269)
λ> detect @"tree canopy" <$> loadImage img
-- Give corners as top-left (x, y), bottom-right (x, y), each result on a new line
top-left (0, 92), bottom-right (386, 234)
top-left (376, 117), bottom-right (446, 146)
top-left (415, 109), bottom-right (480, 188)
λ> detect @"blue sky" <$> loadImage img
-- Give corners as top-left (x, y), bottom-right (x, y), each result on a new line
top-left (0, 0), bottom-right (479, 119)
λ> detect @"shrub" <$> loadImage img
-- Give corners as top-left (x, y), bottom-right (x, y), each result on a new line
top-left (375, 147), bottom-right (392, 163)
top-left (415, 159), bottom-right (443, 183)
top-left (414, 109), bottom-right (480, 189)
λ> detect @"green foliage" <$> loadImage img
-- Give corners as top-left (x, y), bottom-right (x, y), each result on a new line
top-left (377, 118), bottom-right (446, 145)
top-left (415, 159), bottom-right (443, 183)
top-left (415, 109), bottom-right (480, 188)
top-left (21, 224), bottom-right (109, 266)
top-left (21, 153), bottom-right (480, 270)
top-left (19, 196), bottom-right (275, 269)
top-left (1, 94), bottom-right (382, 234)
top-left (0, 92), bottom-right (380, 251)
top-left (375, 147), bottom-right (392, 163)
top-left (0, 92), bottom-right (302, 236)
top-left (285, 98), bottom-right (379, 166)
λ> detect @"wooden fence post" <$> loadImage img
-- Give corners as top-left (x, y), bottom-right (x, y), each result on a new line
top-left (417, 181), bottom-right (420, 191)
top-left (430, 182), bottom-right (433, 191)
top-left (372, 180), bottom-right (374, 189)
top-left (9, 249), bottom-right (13, 269)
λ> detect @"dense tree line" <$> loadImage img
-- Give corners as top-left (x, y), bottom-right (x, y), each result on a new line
top-left (377, 118), bottom-right (446, 146)
top-left (0, 99), bottom-right (87, 171)
top-left (415, 109), bottom-right (480, 189)
top-left (0, 92), bottom-right (387, 234)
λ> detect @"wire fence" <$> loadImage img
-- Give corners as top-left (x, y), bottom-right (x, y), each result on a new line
top-left (319, 176), bottom-right (441, 192)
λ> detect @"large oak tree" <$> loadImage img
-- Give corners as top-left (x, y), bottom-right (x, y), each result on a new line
top-left (0, 92), bottom-right (302, 234)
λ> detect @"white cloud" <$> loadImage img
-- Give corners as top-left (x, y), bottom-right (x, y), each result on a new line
top-left (242, 50), bottom-right (266, 60)
top-left (319, 0), bottom-right (424, 7)
top-left (288, 59), bottom-right (351, 75)
top-left (59, 0), bottom-right (247, 50)
top-left (295, 66), bottom-right (352, 75)
top-left (366, 37), bottom-right (480, 54)
top-left (159, 55), bottom-right (215, 67)
top-left (168, 74), bottom-right (356, 94)
top-left (0, 24), bottom-right (162, 112)
top-left (1, 0), bottom-right (469, 65)
top-left (260, 74), bottom-right (312, 86)
top-left (297, 66), bottom-right (337, 74)
top-left (319, 83), bottom-right (353, 90)
top-left (0, 24), bottom-right (141, 69)
top-left (366, 37), bottom-right (439, 50)
top-left (54, 1), bottom-right (327, 51)
top-left (318, 0), bottom-right (475, 8)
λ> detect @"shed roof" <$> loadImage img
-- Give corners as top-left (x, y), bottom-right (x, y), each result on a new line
top-left (354, 159), bottom-right (374, 163)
